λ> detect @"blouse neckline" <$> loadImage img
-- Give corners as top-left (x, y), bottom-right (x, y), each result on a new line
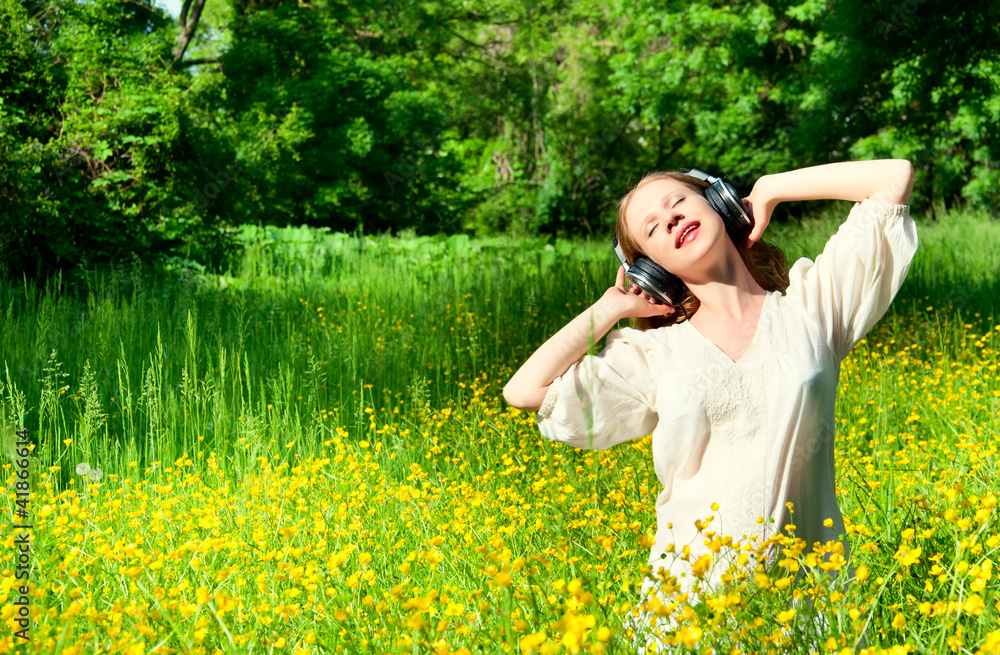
top-left (681, 290), bottom-right (775, 366)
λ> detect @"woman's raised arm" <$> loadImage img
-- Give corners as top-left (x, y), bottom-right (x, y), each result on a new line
top-left (502, 266), bottom-right (672, 412)
top-left (743, 159), bottom-right (915, 247)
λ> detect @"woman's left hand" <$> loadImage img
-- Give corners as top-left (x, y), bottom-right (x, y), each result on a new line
top-left (742, 175), bottom-right (779, 248)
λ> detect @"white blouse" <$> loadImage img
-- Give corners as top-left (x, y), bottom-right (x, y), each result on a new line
top-left (535, 197), bottom-right (918, 594)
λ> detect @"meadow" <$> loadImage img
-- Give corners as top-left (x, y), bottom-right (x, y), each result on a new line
top-left (1, 201), bottom-right (999, 654)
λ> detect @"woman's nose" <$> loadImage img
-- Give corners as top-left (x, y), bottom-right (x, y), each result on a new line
top-left (665, 211), bottom-right (682, 232)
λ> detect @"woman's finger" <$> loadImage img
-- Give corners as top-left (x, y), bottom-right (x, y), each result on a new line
top-left (638, 300), bottom-right (675, 317)
top-left (744, 193), bottom-right (774, 248)
top-left (747, 216), bottom-right (770, 248)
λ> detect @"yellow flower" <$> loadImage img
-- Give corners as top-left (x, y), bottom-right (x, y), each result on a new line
top-left (891, 613), bottom-right (906, 629)
top-left (519, 632), bottom-right (547, 653)
top-left (217, 591), bottom-right (237, 613)
top-left (691, 554), bottom-right (713, 578)
top-left (894, 545), bottom-right (921, 567)
top-left (963, 594), bottom-right (985, 616)
top-left (980, 631), bottom-right (1000, 654)
top-left (776, 609), bottom-right (796, 624)
top-left (674, 626), bottom-right (702, 648)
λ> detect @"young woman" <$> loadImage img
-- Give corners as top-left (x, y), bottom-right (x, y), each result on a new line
top-left (502, 160), bottom-right (917, 651)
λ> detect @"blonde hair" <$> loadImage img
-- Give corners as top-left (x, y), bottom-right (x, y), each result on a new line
top-left (614, 171), bottom-right (790, 330)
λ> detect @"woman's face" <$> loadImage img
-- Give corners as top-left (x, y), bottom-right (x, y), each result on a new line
top-left (624, 178), bottom-right (729, 282)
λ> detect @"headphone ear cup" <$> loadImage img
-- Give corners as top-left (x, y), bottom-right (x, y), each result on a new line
top-left (705, 184), bottom-right (734, 228)
top-left (629, 256), bottom-right (684, 306)
top-left (631, 256), bottom-right (670, 282)
top-left (706, 182), bottom-right (752, 235)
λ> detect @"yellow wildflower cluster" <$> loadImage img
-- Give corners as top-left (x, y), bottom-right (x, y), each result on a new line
top-left (2, 296), bottom-right (998, 654)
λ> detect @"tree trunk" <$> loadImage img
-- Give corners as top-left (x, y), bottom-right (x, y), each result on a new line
top-left (173, 0), bottom-right (208, 63)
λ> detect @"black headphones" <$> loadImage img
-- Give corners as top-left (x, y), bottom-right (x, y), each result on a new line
top-left (612, 168), bottom-right (754, 306)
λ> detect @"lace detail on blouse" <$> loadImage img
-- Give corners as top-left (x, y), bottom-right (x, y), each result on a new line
top-left (703, 366), bottom-right (766, 440)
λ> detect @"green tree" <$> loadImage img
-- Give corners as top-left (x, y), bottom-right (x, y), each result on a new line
top-left (211, 0), bottom-right (469, 232)
top-left (0, 0), bottom-right (241, 279)
top-left (826, 0), bottom-right (1000, 212)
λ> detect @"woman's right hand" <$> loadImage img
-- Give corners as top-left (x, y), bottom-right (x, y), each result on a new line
top-left (742, 174), bottom-right (779, 249)
top-left (602, 266), bottom-right (676, 319)
top-left (503, 265), bottom-right (673, 411)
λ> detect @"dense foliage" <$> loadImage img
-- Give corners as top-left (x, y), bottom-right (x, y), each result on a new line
top-left (1, 0), bottom-right (998, 279)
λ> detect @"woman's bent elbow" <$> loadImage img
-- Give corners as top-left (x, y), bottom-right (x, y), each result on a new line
top-left (502, 383), bottom-right (544, 413)
top-left (877, 159), bottom-right (914, 205)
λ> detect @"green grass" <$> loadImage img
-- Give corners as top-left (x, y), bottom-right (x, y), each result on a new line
top-left (1, 204), bottom-right (999, 654)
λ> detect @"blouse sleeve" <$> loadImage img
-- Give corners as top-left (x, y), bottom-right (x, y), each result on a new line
top-left (785, 197), bottom-right (918, 360)
top-left (535, 327), bottom-right (658, 451)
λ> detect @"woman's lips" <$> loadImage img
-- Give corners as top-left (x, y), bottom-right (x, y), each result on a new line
top-left (676, 222), bottom-right (701, 248)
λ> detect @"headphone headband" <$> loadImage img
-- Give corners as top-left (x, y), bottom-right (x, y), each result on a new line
top-left (612, 237), bottom-right (630, 271)
top-left (678, 168), bottom-right (717, 184)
